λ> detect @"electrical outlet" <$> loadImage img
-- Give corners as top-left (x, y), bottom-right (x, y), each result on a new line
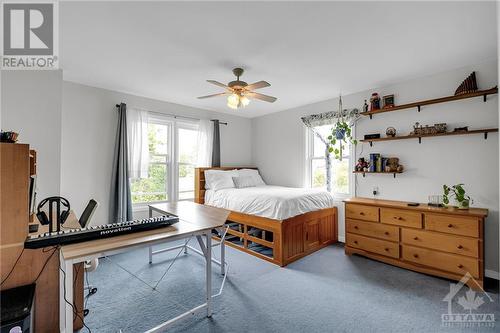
top-left (373, 186), bottom-right (379, 196)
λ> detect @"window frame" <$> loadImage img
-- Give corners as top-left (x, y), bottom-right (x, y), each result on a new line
top-left (306, 125), bottom-right (355, 200)
top-left (131, 113), bottom-right (199, 211)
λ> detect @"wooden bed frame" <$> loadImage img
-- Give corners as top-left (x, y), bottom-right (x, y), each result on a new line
top-left (195, 167), bottom-right (338, 266)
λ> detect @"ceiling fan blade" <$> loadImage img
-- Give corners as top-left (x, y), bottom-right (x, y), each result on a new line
top-left (247, 92), bottom-right (277, 103)
top-left (207, 80), bottom-right (229, 89)
top-left (197, 92), bottom-right (228, 99)
top-left (244, 81), bottom-right (271, 91)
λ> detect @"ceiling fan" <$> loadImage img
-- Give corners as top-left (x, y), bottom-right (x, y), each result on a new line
top-left (198, 67), bottom-right (277, 109)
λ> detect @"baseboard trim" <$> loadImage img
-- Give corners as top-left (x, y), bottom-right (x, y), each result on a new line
top-left (485, 269), bottom-right (500, 280)
top-left (338, 235), bottom-right (345, 243)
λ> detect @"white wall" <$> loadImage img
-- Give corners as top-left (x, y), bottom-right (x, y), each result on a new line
top-left (252, 59), bottom-right (499, 273)
top-left (1, 70), bottom-right (63, 200)
top-left (61, 81), bottom-right (253, 225)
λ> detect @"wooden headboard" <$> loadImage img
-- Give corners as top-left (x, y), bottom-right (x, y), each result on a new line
top-left (194, 167), bottom-right (258, 204)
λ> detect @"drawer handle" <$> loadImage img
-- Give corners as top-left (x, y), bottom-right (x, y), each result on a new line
top-left (413, 254), bottom-right (419, 258)
top-left (354, 240), bottom-right (358, 244)
top-left (448, 224), bottom-right (453, 228)
top-left (384, 231), bottom-right (389, 235)
top-left (413, 237), bottom-right (419, 240)
top-left (394, 216), bottom-right (404, 220)
top-left (354, 226), bottom-right (359, 229)
top-left (457, 245), bottom-right (463, 249)
top-left (384, 248), bottom-right (389, 252)
top-left (458, 264), bottom-right (464, 269)
top-left (360, 212), bottom-right (365, 216)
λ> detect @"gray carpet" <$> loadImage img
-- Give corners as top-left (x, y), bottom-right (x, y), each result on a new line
top-left (81, 242), bottom-right (499, 332)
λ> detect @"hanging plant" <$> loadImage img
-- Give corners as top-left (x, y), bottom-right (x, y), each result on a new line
top-left (327, 95), bottom-right (357, 160)
top-left (328, 121), bottom-right (357, 160)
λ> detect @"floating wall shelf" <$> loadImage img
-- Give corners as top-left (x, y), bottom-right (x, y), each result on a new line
top-left (353, 171), bottom-right (402, 178)
top-left (361, 87), bottom-right (498, 119)
top-left (361, 128), bottom-right (498, 146)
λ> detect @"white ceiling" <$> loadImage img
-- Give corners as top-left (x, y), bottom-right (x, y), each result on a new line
top-left (60, 1), bottom-right (497, 118)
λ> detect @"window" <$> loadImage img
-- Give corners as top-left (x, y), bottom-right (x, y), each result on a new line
top-left (131, 114), bottom-right (199, 205)
top-left (177, 124), bottom-right (198, 200)
top-left (307, 124), bottom-right (353, 197)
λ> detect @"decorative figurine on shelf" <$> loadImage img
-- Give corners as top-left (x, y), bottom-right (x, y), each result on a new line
top-left (356, 157), bottom-right (369, 172)
top-left (386, 127), bottom-right (396, 137)
top-left (385, 157), bottom-right (402, 172)
top-left (0, 131), bottom-right (19, 143)
top-left (454, 72), bottom-right (478, 96)
top-left (411, 122), bottom-right (448, 135)
top-left (434, 123), bottom-right (447, 133)
top-left (363, 100), bottom-right (369, 113)
top-left (369, 93), bottom-right (381, 111)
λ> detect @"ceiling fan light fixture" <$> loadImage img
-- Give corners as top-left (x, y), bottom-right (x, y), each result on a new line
top-left (199, 67), bottom-right (276, 110)
top-left (227, 93), bottom-right (239, 109)
top-left (240, 96), bottom-right (250, 107)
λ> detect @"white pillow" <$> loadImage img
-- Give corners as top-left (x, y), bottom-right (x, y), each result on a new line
top-left (232, 176), bottom-right (257, 189)
top-left (237, 169), bottom-right (266, 186)
top-left (204, 169), bottom-right (238, 190)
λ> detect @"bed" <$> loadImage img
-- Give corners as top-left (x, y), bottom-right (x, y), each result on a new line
top-left (195, 167), bottom-right (338, 266)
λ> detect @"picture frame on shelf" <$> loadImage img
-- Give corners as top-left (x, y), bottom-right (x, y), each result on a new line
top-left (383, 94), bottom-right (395, 108)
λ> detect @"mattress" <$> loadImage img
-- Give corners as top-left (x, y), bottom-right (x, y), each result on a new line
top-left (204, 185), bottom-right (336, 220)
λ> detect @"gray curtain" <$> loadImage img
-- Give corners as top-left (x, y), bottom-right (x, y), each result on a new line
top-left (110, 103), bottom-right (133, 223)
top-left (211, 119), bottom-right (221, 167)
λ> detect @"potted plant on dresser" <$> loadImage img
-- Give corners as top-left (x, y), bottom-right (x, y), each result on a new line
top-left (443, 183), bottom-right (472, 209)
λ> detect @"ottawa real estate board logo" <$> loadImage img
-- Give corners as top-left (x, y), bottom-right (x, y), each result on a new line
top-left (442, 273), bottom-right (495, 328)
top-left (1, 1), bottom-right (58, 69)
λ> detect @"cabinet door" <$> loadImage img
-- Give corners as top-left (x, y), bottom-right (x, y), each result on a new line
top-left (305, 219), bottom-right (320, 250)
top-left (319, 214), bottom-right (336, 245)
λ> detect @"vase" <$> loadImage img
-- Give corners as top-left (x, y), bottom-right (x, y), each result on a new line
top-left (335, 129), bottom-right (345, 140)
top-left (457, 199), bottom-right (470, 210)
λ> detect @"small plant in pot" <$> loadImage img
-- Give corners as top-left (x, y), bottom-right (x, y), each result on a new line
top-left (443, 184), bottom-right (472, 209)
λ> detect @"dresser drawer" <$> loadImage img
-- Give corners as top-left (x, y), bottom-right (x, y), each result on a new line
top-left (346, 219), bottom-right (399, 242)
top-left (401, 229), bottom-right (479, 258)
top-left (345, 204), bottom-right (379, 222)
top-left (424, 214), bottom-right (479, 238)
top-left (381, 208), bottom-right (422, 228)
top-left (346, 233), bottom-right (399, 259)
top-left (402, 245), bottom-right (479, 278)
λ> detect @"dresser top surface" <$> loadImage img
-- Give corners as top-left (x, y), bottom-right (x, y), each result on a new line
top-left (344, 197), bottom-right (488, 218)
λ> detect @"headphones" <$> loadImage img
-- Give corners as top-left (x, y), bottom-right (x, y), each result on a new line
top-left (36, 196), bottom-right (71, 226)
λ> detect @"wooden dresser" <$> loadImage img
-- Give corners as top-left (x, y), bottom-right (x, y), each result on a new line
top-left (344, 197), bottom-right (488, 289)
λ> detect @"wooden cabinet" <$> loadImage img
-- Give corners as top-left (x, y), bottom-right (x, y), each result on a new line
top-left (344, 197), bottom-right (487, 289)
top-left (0, 143), bottom-right (83, 332)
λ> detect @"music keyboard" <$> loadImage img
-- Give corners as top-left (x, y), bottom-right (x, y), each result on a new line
top-left (24, 215), bottom-right (179, 249)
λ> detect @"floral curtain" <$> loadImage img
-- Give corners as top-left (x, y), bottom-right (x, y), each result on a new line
top-left (301, 108), bottom-right (359, 192)
top-left (301, 108), bottom-right (360, 128)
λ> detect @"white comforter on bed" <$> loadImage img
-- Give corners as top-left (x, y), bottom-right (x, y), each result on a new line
top-left (205, 185), bottom-right (336, 220)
